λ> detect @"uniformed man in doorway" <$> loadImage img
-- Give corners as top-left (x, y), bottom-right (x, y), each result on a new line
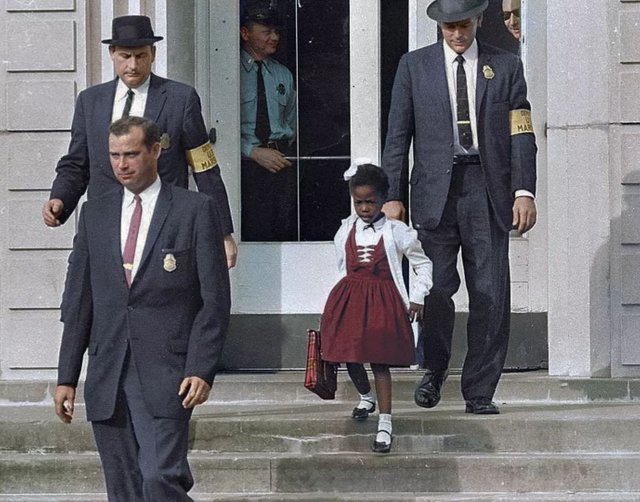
top-left (240, 3), bottom-right (297, 241)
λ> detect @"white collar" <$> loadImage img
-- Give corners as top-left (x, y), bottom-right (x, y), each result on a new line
top-left (115, 76), bottom-right (151, 101)
top-left (356, 214), bottom-right (387, 233)
top-left (443, 38), bottom-right (479, 67)
top-left (123, 176), bottom-right (161, 205)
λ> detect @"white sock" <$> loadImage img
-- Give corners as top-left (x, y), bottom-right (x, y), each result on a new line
top-left (376, 413), bottom-right (392, 444)
top-left (356, 391), bottom-right (376, 411)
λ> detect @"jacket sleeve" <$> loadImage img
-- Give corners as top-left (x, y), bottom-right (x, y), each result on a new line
top-left (382, 53), bottom-right (414, 203)
top-left (183, 87), bottom-right (235, 235)
top-left (184, 196), bottom-right (231, 385)
top-left (509, 57), bottom-right (537, 195)
top-left (50, 92), bottom-right (91, 225)
top-left (396, 223), bottom-right (433, 304)
top-left (57, 204), bottom-right (93, 386)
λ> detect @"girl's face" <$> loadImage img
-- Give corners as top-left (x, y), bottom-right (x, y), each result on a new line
top-left (352, 185), bottom-right (384, 224)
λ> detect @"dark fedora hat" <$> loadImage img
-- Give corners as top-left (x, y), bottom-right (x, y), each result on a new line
top-left (101, 15), bottom-right (164, 46)
top-left (427, 0), bottom-right (488, 22)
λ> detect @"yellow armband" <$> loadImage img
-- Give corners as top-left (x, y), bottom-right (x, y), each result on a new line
top-left (186, 142), bottom-right (218, 173)
top-left (510, 109), bottom-right (534, 135)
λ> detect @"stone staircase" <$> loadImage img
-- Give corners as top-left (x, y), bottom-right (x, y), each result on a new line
top-left (2, 371), bottom-right (640, 501)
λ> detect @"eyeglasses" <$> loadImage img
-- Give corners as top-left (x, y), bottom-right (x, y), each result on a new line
top-left (503, 9), bottom-right (521, 21)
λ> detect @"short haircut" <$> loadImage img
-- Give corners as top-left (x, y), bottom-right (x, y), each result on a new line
top-left (109, 116), bottom-right (161, 150)
top-left (349, 163), bottom-right (390, 200)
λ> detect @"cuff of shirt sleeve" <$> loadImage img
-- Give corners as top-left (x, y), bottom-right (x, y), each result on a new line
top-left (515, 189), bottom-right (535, 199)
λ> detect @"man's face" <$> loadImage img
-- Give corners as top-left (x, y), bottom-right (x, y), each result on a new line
top-left (109, 45), bottom-right (156, 88)
top-left (240, 22), bottom-right (280, 61)
top-left (441, 16), bottom-right (482, 54)
top-left (502, 0), bottom-right (521, 40)
top-left (109, 126), bottom-right (160, 194)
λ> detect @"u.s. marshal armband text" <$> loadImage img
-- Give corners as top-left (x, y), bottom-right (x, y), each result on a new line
top-left (186, 141), bottom-right (218, 172)
top-left (509, 109), bottom-right (534, 135)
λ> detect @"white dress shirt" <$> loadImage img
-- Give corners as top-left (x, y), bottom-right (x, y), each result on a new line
top-left (112, 77), bottom-right (150, 121)
top-left (444, 40), bottom-right (479, 155)
top-left (354, 216), bottom-right (384, 263)
top-left (120, 177), bottom-right (161, 281)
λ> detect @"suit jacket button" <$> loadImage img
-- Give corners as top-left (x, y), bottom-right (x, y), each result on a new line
top-left (127, 306), bottom-right (134, 312)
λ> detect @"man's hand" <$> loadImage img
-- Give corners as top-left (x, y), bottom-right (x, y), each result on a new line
top-left (178, 376), bottom-right (211, 409)
top-left (223, 234), bottom-right (238, 269)
top-left (54, 385), bottom-right (76, 423)
top-left (42, 199), bottom-right (65, 227)
top-left (382, 201), bottom-right (406, 221)
top-left (512, 196), bottom-right (537, 234)
top-left (250, 147), bottom-right (292, 173)
top-left (408, 302), bottom-right (424, 322)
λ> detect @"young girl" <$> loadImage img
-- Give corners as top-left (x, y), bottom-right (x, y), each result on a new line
top-left (321, 162), bottom-right (433, 454)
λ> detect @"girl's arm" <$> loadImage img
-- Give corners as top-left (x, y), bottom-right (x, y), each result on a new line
top-left (396, 224), bottom-right (433, 304)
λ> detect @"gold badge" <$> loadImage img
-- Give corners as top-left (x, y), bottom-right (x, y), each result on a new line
top-left (163, 253), bottom-right (177, 272)
top-left (483, 65), bottom-right (495, 80)
top-left (160, 133), bottom-right (170, 150)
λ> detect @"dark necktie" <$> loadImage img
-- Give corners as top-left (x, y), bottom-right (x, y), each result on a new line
top-left (122, 89), bottom-right (135, 118)
top-left (455, 55), bottom-right (473, 150)
top-left (255, 61), bottom-right (271, 144)
top-left (122, 195), bottom-right (142, 287)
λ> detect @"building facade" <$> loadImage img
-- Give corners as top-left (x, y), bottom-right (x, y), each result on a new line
top-left (0, 0), bottom-right (635, 380)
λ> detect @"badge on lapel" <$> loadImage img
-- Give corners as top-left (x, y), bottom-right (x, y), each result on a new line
top-left (277, 83), bottom-right (286, 95)
top-left (160, 133), bottom-right (171, 150)
top-left (163, 253), bottom-right (177, 272)
top-left (482, 65), bottom-right (495, 80)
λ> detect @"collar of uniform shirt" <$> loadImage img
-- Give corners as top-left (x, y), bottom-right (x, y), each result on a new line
top-left (114, 76), bottom-right (150, 119)
top-left (122, 176), bottom-right (161, 214)
top-left (240, 49), bottom-right (272, 74)
top-left (357, 214), bottom-right (386, 233)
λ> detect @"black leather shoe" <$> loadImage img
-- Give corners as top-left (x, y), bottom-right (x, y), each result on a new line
top-left (465, 397), bottom-right (500, 415)
top-left (351, 401), bottom-right (376, 421)
top-left (414, 369), bottom-right (448, 409)
top-left (372, 430), bottom-right (392, 454)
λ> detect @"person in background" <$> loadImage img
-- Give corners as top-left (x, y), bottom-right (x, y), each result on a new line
top-left (240, 2), bottom-right (297, 241)
top-left (382, 0), bottom-right (537, 415)
top-left (43, 15), bottom-right (237, 268)
top-left (321, 161), bottom-right (432, 454)
top-left (502, 0), bottom-right (521, 41)
top-left (54, 117), bottom-right (230, 501)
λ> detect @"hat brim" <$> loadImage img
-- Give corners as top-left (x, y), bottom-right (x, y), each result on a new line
top-left (427, 1), bottom-right (488, 22)
top-left (101, 36), bottom-right (164, 46)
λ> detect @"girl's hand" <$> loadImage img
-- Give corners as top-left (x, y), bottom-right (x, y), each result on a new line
top-left (408, 302), bottom-right (424, 322)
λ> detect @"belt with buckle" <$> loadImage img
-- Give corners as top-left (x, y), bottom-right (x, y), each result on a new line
top-left (262, 140), bottom-right (283, 151)
top-left (453, 154), bottom-right (481, 165)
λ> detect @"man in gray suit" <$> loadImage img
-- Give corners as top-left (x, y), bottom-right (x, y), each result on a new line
top-left (382, 0), bottom-right (537, 414)
top-left (54, 117), bottom-right (230, 501)
top-left (42, 15), bottom-right (237, 268)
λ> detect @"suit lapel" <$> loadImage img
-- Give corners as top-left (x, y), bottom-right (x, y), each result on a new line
top-left (428, 42), bottom-right (454, 125)
top-left (144, 74), bottom-right (167, 123)
top-left (102, 188), bottom-right (125, 275)
top-left (475, 44), bottom-right (491, 119)
top-left (136, 182), bottom-right (173, 280)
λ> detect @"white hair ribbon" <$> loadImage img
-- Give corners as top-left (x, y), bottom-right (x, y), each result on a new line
top-left (343, 157), bottom-right (373, 181)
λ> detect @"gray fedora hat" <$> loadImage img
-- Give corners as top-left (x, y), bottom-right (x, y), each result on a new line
top-left (427, 0), bottom-right (488, 22)
top-left (101, 15), bottom-right (164, 46)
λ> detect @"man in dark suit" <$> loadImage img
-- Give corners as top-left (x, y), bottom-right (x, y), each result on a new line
top-left (54, 116), bottom-right (230, 501)
top-left (42, 15), bottom-right (237, 268)
top-left (382, 0), bottom-right (537, 414)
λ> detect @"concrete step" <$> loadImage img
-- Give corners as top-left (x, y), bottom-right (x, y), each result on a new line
top-left (3, 450), bottom-right (640, 495)
top-left (2, 401), bottom-right (640, 455)
top-left (3, 370), bottom-right (640, 405)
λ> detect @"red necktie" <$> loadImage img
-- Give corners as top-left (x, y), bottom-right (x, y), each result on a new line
top-left (123, 195), bottom-right (142, 287)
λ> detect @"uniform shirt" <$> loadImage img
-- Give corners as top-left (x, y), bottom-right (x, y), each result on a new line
top-left (120, 176), bottom-right (161, 281)
top-left (240, 49), bottom-right (297, 158)
top-left (111, 77), bottom-right (150, 121)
